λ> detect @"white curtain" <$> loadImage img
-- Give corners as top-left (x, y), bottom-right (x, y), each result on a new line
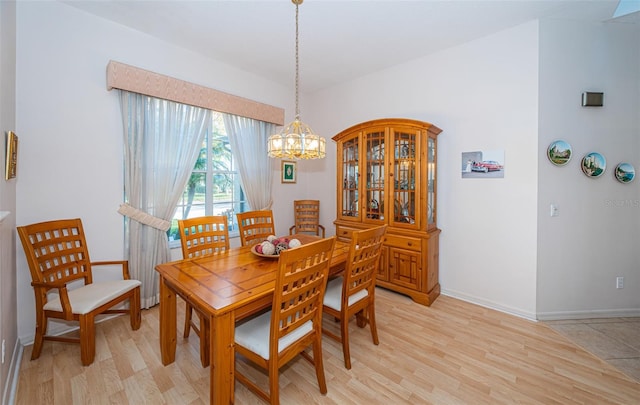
top-left (223, 114), bottom-right (275, 210)
top-left (119, 91), bottom-right (211, 308)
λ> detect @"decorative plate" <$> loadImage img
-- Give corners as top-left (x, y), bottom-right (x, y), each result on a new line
top-left (250, 244), bottom-right (280, 259)
top-left (547, 140), bottom-right (572, 166)
top-left (581, 152), bottom-right (606, 178)
top-left (615, 163), bottom-right (635, 183)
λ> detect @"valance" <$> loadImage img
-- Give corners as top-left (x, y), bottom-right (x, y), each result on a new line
top-left (106, 60), bottom-right (284, 126)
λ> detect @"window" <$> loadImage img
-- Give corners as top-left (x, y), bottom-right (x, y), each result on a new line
top-left (167, 112), bottom-right (249, 246)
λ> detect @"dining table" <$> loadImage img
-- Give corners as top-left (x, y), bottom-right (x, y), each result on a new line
top-left (155, 234), bottom-right (349, 405)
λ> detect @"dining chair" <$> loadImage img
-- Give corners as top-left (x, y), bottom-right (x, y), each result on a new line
top-left (236, 210), bottom-right (276, 247)
top-left (322, 224), bottom-right (387, 369)
top-left (17, 218), bottom-right (142, 366)
top-left (289, 199), bottom-right (325, 238)
top-left (177, 215), bottom-right (229, 367)
top-left (234, 237), bottom-right (336, 404)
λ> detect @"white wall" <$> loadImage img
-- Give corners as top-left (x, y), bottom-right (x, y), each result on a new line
top-left (537, 18), bottom-right (640, 319)
top-left (310, 22), bottom-right (541, 319)
top-left (14, 1), bottom-right (320, 342)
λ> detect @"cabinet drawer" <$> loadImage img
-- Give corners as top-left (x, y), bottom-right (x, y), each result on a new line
top-left (384, 234), bottom-right (421, 251)
top-left (335, 226), bottom-right (360, 240)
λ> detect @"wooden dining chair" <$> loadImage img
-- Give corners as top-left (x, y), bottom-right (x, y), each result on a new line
top-left (17, 218), bottom-right (141, 366)
top-left (289, 199), bottom-right (325, 238)
top-left (236, 210), bottom-right (276, 246)
top-left (177, 215), bottom-right (229, 367)
top-left (322, 224), bottom-right (387, 369)
top-left (234, 237), bottom-right (336, 404)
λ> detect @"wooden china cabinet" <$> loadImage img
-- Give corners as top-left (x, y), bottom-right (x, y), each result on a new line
top-left (333, 118), bottom-right (442, 306)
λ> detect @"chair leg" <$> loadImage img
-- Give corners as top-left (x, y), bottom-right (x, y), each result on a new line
top-left (269, 359), bottom-right (280, 405)
top-left (30, 312), bottom-right (46, 360)
top-left (312, 335), bottom-right (328, 394)
top-left (183, 302), bottom-right (193, 338)
top-left (79, 313), bottom-right (96, 366)
top-left (130, 287), bottom-right (141, 330)
top-left (368, 302), bottom-right (379, 345)
top-left (340, 313), bottom-right (352, 369)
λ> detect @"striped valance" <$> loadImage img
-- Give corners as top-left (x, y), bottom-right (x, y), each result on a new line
top-left (106, 60), bottom-right (284, 126)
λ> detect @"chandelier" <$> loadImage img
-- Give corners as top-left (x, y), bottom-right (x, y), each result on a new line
top-left (268, 0), bottom-right (326, 160)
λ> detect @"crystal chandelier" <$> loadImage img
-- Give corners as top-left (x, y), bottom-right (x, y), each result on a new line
top-left (268, 0), bottom-right (326, 160)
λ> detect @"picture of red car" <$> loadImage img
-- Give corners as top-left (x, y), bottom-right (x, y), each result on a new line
top-left (471, 160), bottom-right (503, 172)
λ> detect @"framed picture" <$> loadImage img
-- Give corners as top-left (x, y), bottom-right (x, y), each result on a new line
top-left (547, 140), bottom-right (572, 166)
top-left (281, 160), bottom-right (296, 183)
top-left (5, 131), bottom-right (18, 180)
top-left (461, 150), bottom-right (505, 179)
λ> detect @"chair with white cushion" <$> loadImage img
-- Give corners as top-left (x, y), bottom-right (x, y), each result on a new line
top-left (322, 224), bottom-right (387, 369)
top-left (234, 237), bottom-right (335, 404)
top-left (17, 218), bottom-right (141, 366)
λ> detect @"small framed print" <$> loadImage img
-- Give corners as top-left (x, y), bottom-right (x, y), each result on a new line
top-left (281, 160), bottom-right (296, 183)
top-left (5, 131), bottom-right (18, 180)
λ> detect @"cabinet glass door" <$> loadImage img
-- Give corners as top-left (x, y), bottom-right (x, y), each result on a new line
top-left (391, 129), bottom-right (420, 229)
top-left (340, 135), bottom-right (359, 220)
top-left (364, 130), bottom-right (385, 224)
top-left (427, 135), bottom-right (436, 229)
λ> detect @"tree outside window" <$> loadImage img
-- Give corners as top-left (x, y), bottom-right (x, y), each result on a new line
top-left (168, 113), bottom-right (248, 244)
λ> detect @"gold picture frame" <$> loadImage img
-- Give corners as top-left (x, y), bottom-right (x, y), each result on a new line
top-left (281, 160), bottom-right (296, 183)
top-left (5, 131), bottom-right (18, 180)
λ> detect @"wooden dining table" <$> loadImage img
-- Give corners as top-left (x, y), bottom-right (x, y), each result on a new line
top-left (155, 234), bottom-right (349, 405)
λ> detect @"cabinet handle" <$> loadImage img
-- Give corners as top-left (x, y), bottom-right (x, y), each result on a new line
top-left (407, 242), bottom-right (413, 246)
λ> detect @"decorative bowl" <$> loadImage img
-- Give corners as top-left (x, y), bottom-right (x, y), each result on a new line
top-left (250, 244), bottom-right (280, 259)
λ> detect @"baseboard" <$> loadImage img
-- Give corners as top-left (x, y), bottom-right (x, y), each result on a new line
top-left (441, 288), bottom-right (538, 321)
top-left (441, 288), bottom-right (640, 321)
top-left (536, 308), bottom-right (640, 321)
top-left (2, 339), bottom-right (23, 405)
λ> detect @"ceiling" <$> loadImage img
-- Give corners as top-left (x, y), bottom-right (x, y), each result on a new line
top-left (63, 0), bottom-right (639, 93)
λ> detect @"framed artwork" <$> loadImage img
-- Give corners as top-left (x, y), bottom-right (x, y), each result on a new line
top-left (281, 160), bottom-right (296, 183)
top-left (547, 140), bottom-right (572, 166)
top-left (5, 131), bottom-right (18, 180)
top-left (581, 152), bottom-right (606, 178)
top-left (614, 163), bottom-right (635, 183)
top-left (461, 150), bottom-right (505, 179)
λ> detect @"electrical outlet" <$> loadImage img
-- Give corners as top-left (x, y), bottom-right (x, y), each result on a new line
top-left (616, 277), bottom-right (624, 289)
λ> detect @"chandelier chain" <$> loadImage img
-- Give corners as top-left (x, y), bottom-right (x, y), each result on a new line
top-left (295, 1), bottom-right (300, 120)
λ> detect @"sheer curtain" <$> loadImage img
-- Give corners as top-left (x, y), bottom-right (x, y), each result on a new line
top-left (223, 114), bottom-right (276, 210)
top-left (119, 91), bottom-right (211, 308)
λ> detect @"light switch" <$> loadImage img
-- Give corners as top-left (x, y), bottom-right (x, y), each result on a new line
top-left (550, 204), bottom-right (559, 217)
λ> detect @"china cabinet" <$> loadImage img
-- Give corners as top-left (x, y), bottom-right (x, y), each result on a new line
top-left (333, 118), bottom-right (442, 306)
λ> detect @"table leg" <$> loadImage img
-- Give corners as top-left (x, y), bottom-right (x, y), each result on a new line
top-left (159, 276), bottom-right (177, 365)
top-left (210, 312), bottom-right (234, 405)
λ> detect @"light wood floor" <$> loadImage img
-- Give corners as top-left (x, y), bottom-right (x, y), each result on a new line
top-left (15, 289), bottom-right (640, 404)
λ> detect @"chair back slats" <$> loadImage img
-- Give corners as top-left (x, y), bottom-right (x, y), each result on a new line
top-left (344, 225), bottom-right (387, 300)
top-left (290, 200), bottom-right (325, 237)
top-left (272, 237), bottom-right (335, 347)
top-left (178, 216), bottom-right (229, 259)
top-left (18, 218), bottom-right (92, 286)
top-left (236, 210), bottom-right (275, 246)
